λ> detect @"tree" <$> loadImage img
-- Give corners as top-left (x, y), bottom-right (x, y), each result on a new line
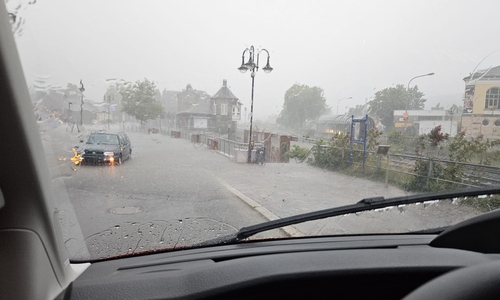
top-left (120, 78), bottom-right (164, 124)
top-left (368, 84), bottom-right (426, 129)
top-left (347, 104), bottom-right (368, 116)
top-left (431, 102), bottom-right (443, 110)
top-left (277, 84), bottom-right (328, 130)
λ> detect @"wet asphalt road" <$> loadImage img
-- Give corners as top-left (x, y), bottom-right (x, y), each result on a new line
top-left (43, 125), bottom-right (284, 259)
top-left (41, 124), bottom-right (482, 260)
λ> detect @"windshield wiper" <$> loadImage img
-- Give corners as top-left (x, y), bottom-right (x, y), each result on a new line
top-left (196, 187), bottom-right (500, 247)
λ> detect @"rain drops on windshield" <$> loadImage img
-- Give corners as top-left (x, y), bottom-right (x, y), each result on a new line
top-left (10, 0), bottom-right (500, 260)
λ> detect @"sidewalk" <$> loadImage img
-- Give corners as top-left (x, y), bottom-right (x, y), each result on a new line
top-left (209, 149), bottom-right (481, 237)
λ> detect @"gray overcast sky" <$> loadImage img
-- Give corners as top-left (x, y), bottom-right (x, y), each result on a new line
top-left (11, 0), bottom-right (500, 119)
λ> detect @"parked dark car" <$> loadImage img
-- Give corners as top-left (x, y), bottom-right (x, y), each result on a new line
top-left (81, 131), bottom-right (132, 165)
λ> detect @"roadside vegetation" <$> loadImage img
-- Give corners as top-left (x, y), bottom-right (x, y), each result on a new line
top-left (285, 126), bottom-right (500, 211)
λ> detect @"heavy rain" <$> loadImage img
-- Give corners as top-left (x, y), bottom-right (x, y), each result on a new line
top-left (8, 0), bottom-right (500, 260)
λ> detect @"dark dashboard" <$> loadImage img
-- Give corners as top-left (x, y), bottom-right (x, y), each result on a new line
top-left (60, 234), bottom-right (498, 299)
top-left (57, 203), bottom-right (500, 299)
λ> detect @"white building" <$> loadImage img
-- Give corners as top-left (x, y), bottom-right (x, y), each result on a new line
top-left (394, 110), bottom-right (459, 136)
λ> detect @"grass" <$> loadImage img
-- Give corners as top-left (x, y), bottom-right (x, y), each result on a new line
top-left (460, 195), bottom-right (500, 212)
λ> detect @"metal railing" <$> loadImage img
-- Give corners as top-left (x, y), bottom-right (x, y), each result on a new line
top-left (313, 144), bottom-right (500, 189)
top-left (154, 128), bottom-right (265, 161)
top-left (215, 137), bottom-right (243, 158)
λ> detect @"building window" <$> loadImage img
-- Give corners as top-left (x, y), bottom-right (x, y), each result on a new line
top-left (482, 119), bottom-right (489, 126)
top-left (232, 106), bottom-right (240, 116)
top-left (495, 119), bottom-right (500, 127)
top-left (485, 87), bottom-right (500, 109)
top-left (221, 103), bottom-right (228, 115)
top-left (212, 103), bottom-right (216, 115)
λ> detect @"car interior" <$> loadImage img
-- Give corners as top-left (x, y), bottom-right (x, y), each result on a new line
top-left (2, 1), bottom-right (500, 299)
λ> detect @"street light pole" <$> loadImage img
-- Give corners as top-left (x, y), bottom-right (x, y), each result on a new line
top-left (337, 97), bottom-right (353, 115)
top-left (404, 72), bottom-right (434, 133)
top-left (238, 46), bottom-right (273, 163)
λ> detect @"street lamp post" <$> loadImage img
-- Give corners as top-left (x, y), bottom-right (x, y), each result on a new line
top-left (337, 97), bottom-right (353, 115)
top-left (238, 46), bottom-right (273, 163)
top-left (404, 72), bottom-right (435, 133)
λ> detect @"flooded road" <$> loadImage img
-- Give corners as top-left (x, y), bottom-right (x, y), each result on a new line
top-left (42, 124), bottom-right (481, 260)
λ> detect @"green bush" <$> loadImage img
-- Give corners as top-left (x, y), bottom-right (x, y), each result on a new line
top-left (284, 145), bottom-right (310, 162)
top-left (306, 125), bottom-right (500, 211)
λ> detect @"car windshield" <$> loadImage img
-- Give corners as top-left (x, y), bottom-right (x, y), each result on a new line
top-left (87, 134), bottom-right (119, 145)
top-left (7, 0), bottom-right (500, 261)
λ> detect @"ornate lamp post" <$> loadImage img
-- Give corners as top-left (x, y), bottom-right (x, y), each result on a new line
top-left (238, 46), bottom-right (273, 163)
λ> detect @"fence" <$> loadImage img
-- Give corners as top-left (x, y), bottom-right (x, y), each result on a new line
top-left (151, 128), bottom-right (265, 162)
top-left (122, 125), bottom-right (500, 187)
top-left (313, 144), bottom-right (500, 190)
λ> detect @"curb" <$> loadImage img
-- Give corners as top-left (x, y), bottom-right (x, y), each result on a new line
top-left (217, 178), bottom-right (304, 238)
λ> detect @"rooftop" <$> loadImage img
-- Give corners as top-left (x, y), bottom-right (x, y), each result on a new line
top-left (463, 65), bottom-right (500, 82)
top-left (176, 97), bottom-right (212, 116)
top-left (211, 79), bottom-right (238, 101)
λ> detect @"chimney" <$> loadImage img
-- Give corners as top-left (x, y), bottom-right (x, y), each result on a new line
top-left (223, 79), bottom-right (227, 87)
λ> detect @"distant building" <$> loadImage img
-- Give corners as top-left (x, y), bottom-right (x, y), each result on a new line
top-left (176, 84), bottom-right (211, 113)
top-left (176, 84), bottom-right (212, 130)
top-left (461, 65), bottom-right (500, 138)
top-left (175, 80), bottom-right (241, 136)
top-left (210, 79), bottom-right (241, 136)
top-left (160, 89), bottom-right (180, 128)
top-left (394, 110), bottom-right (458, 136)
top-left (314, 114), bottom-right (375, 138)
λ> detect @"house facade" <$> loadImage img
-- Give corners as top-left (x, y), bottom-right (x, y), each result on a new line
top-left (461, 65), bottom-right (500, 138)
top-left (175, 84), bottom-right (212, 130)
top-left (210, 79), bottom-right (241, 137)
top-left (394, 110), bottom-right (458, 136)
top-left (174, 80), bottom-right (241, 136)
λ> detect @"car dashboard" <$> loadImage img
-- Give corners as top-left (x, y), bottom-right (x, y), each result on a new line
top-left (58, 229), bottom-right (500, 299)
